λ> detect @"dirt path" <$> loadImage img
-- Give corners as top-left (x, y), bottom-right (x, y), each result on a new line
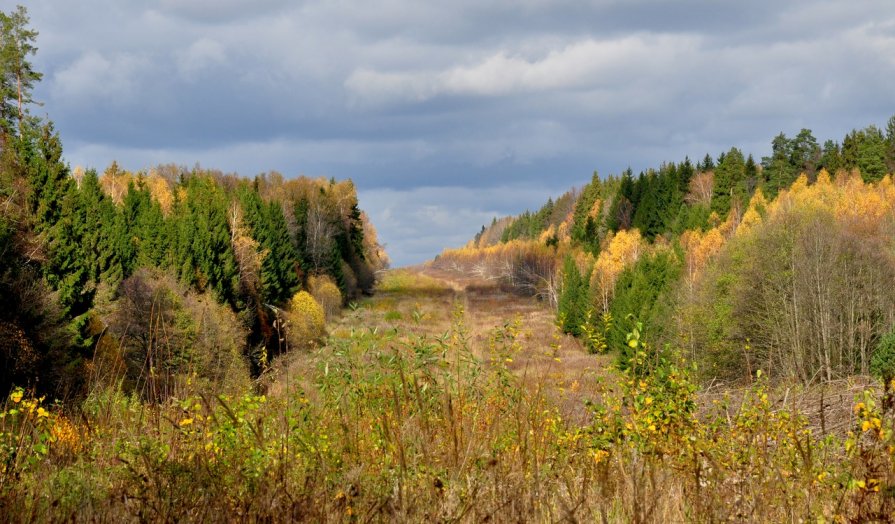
top-left (334, 267), bottom-right (613, 421)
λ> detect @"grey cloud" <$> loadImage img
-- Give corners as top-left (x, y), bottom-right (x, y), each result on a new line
top-left (21, 0), bottom-right (895, 266)
top-left (154, 0), bottom-right (295, 23)
top-left (359, 185), bottom-right (567, 266)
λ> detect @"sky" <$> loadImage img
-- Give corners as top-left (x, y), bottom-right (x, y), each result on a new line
top-left (21, 0), bottom-right (895, 266)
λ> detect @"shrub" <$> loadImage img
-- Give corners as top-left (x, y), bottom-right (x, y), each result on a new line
top-left (104, 268), bottom-right (249, 401)
top-left (285, 291), bottom-right (325, 349)
top-left (308, 274), bottom-right (342, 319)
top-left (871, 330), bottom-right (895, 383)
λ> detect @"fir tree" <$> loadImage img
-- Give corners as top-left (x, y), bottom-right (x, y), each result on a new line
top-left (557, 255), bottom-right (590, 336)
top-left (712, 147), bottom-right (746, 216)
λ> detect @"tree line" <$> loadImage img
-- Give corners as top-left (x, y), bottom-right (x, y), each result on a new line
top-left (0, 6), bottom-right (387, 399)
top-left (456, 117), bottom-right (895, 385)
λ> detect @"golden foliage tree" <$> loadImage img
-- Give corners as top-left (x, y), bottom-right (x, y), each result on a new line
top-left (286, 291), bottom-right (325, 350)
top-left (590, 228), bottom-right (643, 312)
top-left (309, 274), bottom-right (342, 319)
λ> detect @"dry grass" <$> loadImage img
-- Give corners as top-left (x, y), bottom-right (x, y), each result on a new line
top-left (0, 269), bottom-right (893, 522)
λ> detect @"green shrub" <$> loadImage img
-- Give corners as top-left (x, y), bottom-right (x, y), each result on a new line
top-left (104, 268), bottom-right (249, 401)
top-left (871, 330), bottom-right (895, 382)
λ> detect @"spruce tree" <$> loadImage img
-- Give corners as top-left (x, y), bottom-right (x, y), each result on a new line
top-left (557, 255), bottom-right (589, 336)
top-left (856, 125), bottom-right (887, 182)
top-left (712, 147), bottom-right (746, 216)
top-left (24, 122), bottom-right (69, 232)
top-left (820, 140), bottom-right (842, 174)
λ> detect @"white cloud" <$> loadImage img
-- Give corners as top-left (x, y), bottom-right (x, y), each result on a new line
top-left (51, 51), bottom-right (146, 106)
top-left (176, 38), bottom-right (227, 81)
top-left (345, 34), bottom-right (700, 104)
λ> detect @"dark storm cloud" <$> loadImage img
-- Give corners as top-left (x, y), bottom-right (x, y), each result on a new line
top-left (22, 0), bottom-right (895, 265)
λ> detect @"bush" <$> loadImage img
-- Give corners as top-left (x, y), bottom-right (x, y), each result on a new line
top-left (285, 291), bottom-right (325, 349)
top-left (308, 274), bottom-right (342, 319)
top-left (104, 268), bottom-right (249, 401)
top-left (871, 330), bottom-right (895, 382)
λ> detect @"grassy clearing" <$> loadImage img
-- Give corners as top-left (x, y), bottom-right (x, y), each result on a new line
top-left (375, 268), bottom-right (455, 295)
top-left (1, 271), bottom-right (893, 522)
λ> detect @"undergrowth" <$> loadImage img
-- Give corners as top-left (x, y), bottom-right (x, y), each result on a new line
top-left (1, 308), bottom-right (893, 522)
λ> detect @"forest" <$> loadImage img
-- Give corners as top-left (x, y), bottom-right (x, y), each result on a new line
top-left (0, 8), bottom-right (387, 402)
top-left (441, 118), bottom-right (895, 385)
top-left (2, 5), bottom-right (895, 522)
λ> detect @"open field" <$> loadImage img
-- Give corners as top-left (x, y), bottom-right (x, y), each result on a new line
top-left (1, 267), bottom-right (893, 522)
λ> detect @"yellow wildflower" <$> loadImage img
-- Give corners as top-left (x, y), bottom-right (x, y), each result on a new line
top-left (10, 389), bottom-right (23, 404)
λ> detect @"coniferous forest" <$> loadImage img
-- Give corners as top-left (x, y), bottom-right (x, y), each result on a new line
top-left (3, 5), bottom-right (895, 523)
top-left (0, 7), bottom-right (387, 399)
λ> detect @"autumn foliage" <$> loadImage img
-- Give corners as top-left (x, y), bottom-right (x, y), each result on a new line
top-left (285, 291), bottom-right (326, 349)
top-left (308, 274), bottom-right (342, 319)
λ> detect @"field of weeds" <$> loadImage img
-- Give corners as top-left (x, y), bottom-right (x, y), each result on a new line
top-left (1, 269), bottom-right (893, 522)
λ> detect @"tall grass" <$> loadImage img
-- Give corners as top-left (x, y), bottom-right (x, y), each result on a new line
top-left (1, 298), bottom-right (893, 521)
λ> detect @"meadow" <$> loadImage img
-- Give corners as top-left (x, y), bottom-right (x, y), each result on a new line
top-left (1, 269), bottom-right (892, 522)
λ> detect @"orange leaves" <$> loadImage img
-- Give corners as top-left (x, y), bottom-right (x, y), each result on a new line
top-left (763, 170), bottom-right (895, 240)
top-left (360, 211), bottom-right (389, 270)
top-left (680, 227), bottom-right (724, 285)
top-left (145, 173), bottom-right (174, 215)
top-left (590, 228), bottom-right (643, 311)
top-left (538, 224), bottom-right (557, 244)
top-left (735, 187), bottom-right (768, 236)
top-left (286, 291), bottom-right (326, 349)
top-left (587, 198), bottom-right (603, 219)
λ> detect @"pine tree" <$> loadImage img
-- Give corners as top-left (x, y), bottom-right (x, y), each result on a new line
top-left (122, 179), bottom-right (166, 273)
top-left (885, 115), bottom-right (895, 174)
top-left (172, 176), bottom-right (240, 306)
top-left (712, 147), bottom-right (746, 216)
top-left (632, 171), bottom-right (663, 239)
top-left (744, 154), bottom-right (758, 193)
top-left (841, 130), bottom-right (860, 171)
top-left (857, 125), bottom-right (887, 182)
top-left (557, 255), bottom-right (589, 336)
top-left (23, 122), bottom-right (69, 232)
top-left (678, 157), bottom-right (695, 194)
top-left (0, 6), bottom-right (42, 137)
top-left (239, 188), bottom-right (300, 304)
top-left (78, 169), bottom-right (124, 292)
top-left (570, 171), bottom-right (602, 246)
top-left (610, 250), bottom-right (681, 368)
top-left (263, 201), bottom-right (300, 302)
top-left (608, 170), bottom-right (635, 231)
top-left (791, 128), bottom-right (820, 178)
top-left (761, 133), bottom-right (794, 197)
top-left (45, 182), bottom-right (88, 318)
top-left (820, 140), bottom-right (841, 174)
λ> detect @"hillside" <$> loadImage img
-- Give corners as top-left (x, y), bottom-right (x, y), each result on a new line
top-left (434, 120), bottom-right (895, 386)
